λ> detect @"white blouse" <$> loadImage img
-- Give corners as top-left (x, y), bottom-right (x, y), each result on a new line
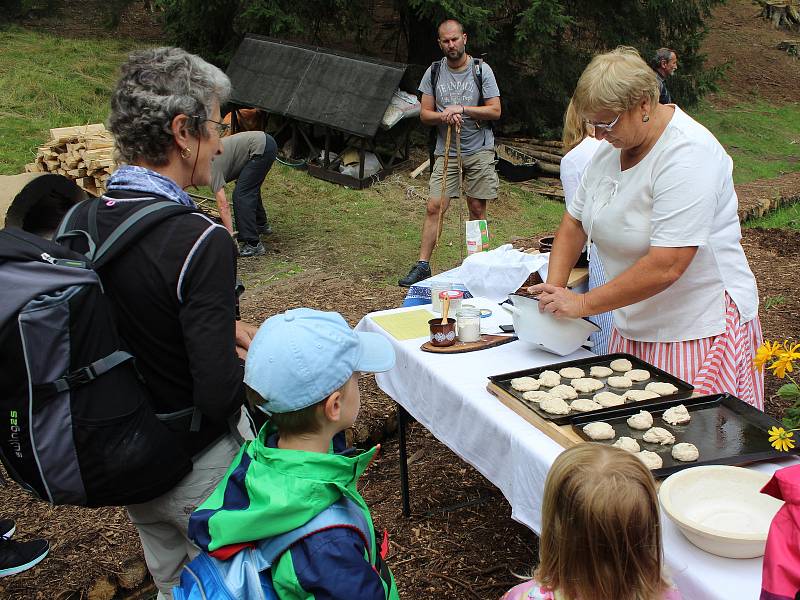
top-left (567, 106), bottom-right (758, 342)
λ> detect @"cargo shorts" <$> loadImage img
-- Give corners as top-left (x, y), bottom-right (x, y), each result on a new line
top-left (429, 148), bottom-right (499, 200)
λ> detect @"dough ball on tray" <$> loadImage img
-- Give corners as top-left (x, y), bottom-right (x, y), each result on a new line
top-left (540, 396), bottom-right (571, 415)
top-left (627, 410), bottom-right (653, 430)
top-left (594, 391), bottom-right (625, 407)
top-left (583, 422), bottom-right (615, 440)
top-left (646, 381), bottom-right (679, 395)
top-left (538, 370), bottom-right (561, 387)
top-left (642, 427), bottom-right (676, 446)
top-left (589, 365), bottom-right (614, 378)
top-left (624, 389), bottom-right (661, 402)
top-left (570, 398), bottom-right (602, 413)
top-left (672, 442), bottom-right (699, 462)
top-left (636, 450), bottom-right (663, 470)
top-left (610, 358), bottom-right (633, 372)
top-left (627, 369), bottom-right (651, 382)
top-left (662, 404), bottom-right (691, 426)
top-left (612, 436), bottom-right (640, 453)
top-left (571, 378), bottom-right (604, 393)
top-left (511, 376), bottom-right (540, 392)
top-left (550, 384), bottom-right (578, 400)
top-left (559, 367), bottom-right (585, 379)
top-left (607, 376), bottom-right (633, 389)
top-left (522, 390), bottom-right (553, 403)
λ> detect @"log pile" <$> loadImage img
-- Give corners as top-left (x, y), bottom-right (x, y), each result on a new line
top-left (496, 137), bottom-right (564, 177)
top-left (24, 124), bottom-right (116, 197)
top-left (758, 0), bottom-right (800, 29)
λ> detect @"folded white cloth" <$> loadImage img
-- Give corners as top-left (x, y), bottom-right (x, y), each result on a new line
top-left (460, 244), bottom-right (549, 302)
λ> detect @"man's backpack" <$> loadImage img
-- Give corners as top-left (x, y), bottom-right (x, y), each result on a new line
top-left (172, 497), bottom-right (392, 600)
top-left (0, 199), bottom-right (199, 507)
top-left (427, 57), bottom-right (489, 169)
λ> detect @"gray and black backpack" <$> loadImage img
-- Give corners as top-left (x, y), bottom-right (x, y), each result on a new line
top-left (0, 201), bottom-right (197, 507)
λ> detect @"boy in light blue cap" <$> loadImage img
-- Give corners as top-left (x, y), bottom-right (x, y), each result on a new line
top-left (183, 308), bottom-right (400, 600)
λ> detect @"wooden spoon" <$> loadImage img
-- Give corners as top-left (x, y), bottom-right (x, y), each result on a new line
top-left (440, 294), bottom-right (450, 325)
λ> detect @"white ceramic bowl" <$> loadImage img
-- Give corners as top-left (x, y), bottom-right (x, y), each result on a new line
top-left (659, 465), bottom-right (783, 558)
top-left (505, 294), bottom-right (599, 356)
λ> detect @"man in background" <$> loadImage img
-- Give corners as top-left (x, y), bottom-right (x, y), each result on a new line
top-left (212, 131), bottom-right (277, 257)
top-left (398, 18), bottom-right (501, 287)
top-left (652, 48), bottom-right (678, 105)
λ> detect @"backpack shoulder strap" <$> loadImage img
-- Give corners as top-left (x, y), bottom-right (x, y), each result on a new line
top-left (430, 60), bottom-right (441, 104)
top-left (56, 198), bottom-right (197, 268)
top-left (472, 57), bottom-right (484, 106)
top-left (92, 200), bottom-right (194, 268)
top-left (253, 497), bottom-right (371, 571)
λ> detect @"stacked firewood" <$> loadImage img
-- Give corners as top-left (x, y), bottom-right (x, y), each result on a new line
top-left (759, 0), bottom-right (800, 29)
top-left (25, 124), bottom-right (115, 197)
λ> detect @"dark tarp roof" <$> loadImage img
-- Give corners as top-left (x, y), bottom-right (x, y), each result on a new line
top-left (226, 35), bottom-right (407, 138)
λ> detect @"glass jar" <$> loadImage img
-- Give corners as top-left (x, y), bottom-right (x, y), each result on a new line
top-left (430, 283), bottom-right (450, 314)
top-left (456, 307), bottom-right (481, 343)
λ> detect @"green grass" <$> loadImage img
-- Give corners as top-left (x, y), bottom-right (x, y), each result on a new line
top-left (690, 101), bottom-right (800, 184)
top-left (0, 25), bottom-right (142, 174)
top-left (2, 25), bottom-right (798, 289)
top-left (744, 201), bottom-right (800, 230)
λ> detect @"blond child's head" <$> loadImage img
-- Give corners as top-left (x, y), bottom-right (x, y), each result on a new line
top-left (536, 444), bottom-right (668, 600)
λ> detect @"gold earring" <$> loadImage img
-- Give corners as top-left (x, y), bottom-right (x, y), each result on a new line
top-left (181, 147), bottom-right (191, 159)
top-left (642, 114), bottom-right (650, 123)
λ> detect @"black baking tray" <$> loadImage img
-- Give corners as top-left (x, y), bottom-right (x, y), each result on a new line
top-left (570, 394), bottom-right (800, 478)
top-left (488, 352), bottom-right (694, 425)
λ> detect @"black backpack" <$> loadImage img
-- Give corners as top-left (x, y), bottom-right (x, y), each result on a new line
top-left (0, 199), bottom-right (198, 507)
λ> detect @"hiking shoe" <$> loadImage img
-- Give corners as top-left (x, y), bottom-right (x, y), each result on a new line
top-left (238, 242), bottom-right (266, 257)
top-left (0, 537), bottom-right (49, 577)
top-left (0, 520), bottom-right (15, 541)
top-left (258, 223), bottom-right (273, 235)
top-left (398, 262), bottom-right (432, 287)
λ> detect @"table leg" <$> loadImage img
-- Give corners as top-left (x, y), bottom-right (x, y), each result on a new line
top-left (397, 403), bottom-right (411, 517)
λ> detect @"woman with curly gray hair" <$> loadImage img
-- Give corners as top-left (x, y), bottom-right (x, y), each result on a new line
top-left (60, 47), bottom-right (257, 600)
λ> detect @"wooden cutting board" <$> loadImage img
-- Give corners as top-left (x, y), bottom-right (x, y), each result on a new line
top-left (486, 382), bottom-right (583, 448)
top-left (421, 334), bottom-right (517, 354)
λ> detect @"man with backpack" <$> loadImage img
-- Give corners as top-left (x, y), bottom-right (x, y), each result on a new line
top-left (398, 18), bottom-right (501, 287)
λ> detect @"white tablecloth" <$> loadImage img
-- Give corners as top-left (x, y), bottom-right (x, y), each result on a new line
top-left (357, 304), bottom-right (795, 600)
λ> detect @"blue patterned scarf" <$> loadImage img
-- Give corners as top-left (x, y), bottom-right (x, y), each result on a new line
top-left (106, 165), bottom-right (196, 208)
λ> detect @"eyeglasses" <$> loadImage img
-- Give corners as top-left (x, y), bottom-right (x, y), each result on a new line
top-left (191, 116), bottom-right (231, 136)
top-left (587, 113), bottom-right (621, 132)
top-left (204, 118), bottom-right (231, 136)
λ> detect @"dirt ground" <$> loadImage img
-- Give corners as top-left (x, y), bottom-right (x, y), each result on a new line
top-left (702, 1), bottom-right (800, 107)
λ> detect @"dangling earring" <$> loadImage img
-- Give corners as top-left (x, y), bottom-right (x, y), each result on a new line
top-left (642, 114), bottom-right (650, 123)
top-left (181, 146), bottom-right (191, 159)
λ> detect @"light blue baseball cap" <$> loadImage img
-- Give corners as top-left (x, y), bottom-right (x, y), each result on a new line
top-left (244, 308), bottom-right (396, 414)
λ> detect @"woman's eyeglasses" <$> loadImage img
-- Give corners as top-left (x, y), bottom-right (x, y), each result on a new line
top-left (191, 115), bottom-right (231, 136)
top-left (204, 119), bottom-right (231, 136)
top-left (586, 113), bottom-right (621, 132)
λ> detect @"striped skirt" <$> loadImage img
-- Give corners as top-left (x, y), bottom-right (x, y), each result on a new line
top-left (609, 294), bottom-right (764, 410)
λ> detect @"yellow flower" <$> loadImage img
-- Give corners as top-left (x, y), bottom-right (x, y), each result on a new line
top-left (754, 341), bottom-right (783, 371)
top-left (769, 348), bottom-right (800, 379)
top-left (768, 426), bottom-right (796, 452)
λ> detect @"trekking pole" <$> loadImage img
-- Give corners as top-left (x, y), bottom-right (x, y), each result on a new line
top-left (456, 123), bottom-right (465, 263)
top-left (431, 124), bottom-right (452, 274)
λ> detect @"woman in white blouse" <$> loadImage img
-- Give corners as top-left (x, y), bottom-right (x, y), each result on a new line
top-left (531, 47), bottom-right (763, 408)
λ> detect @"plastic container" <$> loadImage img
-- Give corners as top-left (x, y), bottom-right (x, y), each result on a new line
top-left (456, 307), bottom-right (481, 343)
top-left (430, 283), bottom-right (450, 314)
top-left (438, 290), bottom-right (463, 316)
